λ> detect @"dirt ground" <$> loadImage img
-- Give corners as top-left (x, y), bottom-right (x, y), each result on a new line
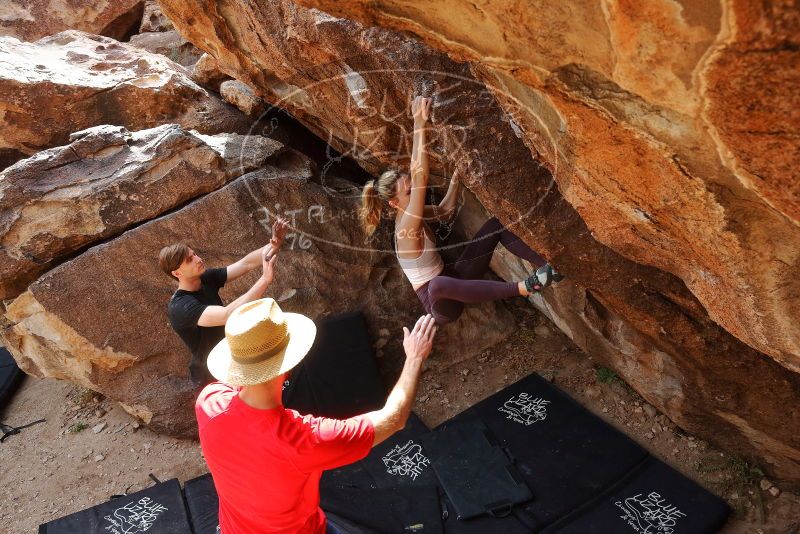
top-left (1, 299), bottom-right (798, 533)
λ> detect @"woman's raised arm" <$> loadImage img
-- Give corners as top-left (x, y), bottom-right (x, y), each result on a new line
top-left (396, 96), bottom-right (433, 245)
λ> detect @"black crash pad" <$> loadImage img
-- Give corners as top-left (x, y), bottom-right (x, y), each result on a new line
top-left (182, 476), bottom-right (388, 534)
top-left (321, 412), bottom-right (438, 490)
top-left (283, 312), bottom-right (386, 419)
top-left (322, 485), bottom-right (443, 534)
top-left (437, 373), bottom-right (649, 531)
top-left (321, 414), bottom-right (445, 533)
top-left (320, 412), bottom-right (526, 534)
top-left (541, 456), bottom-right (730, 534)
top-left (184, 474), bottom-right (219, 534)
top-left (437, 373), bottom-right (729, 533)
top-left (0, 347), bottom-right (23, 410)
top-left (185, 471), bottom-right (444, 534)
top-left (39, 479), bottom-right (191, 534)
top-left (440, 493), bottom-right (531, 534)
top-left (324, 511), bottom-right (377, 534)
top-left (420, 418), bottom-right (532, 520)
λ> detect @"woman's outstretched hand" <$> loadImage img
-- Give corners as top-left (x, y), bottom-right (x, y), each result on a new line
top-left (412, 95), bottom-right (432, 125)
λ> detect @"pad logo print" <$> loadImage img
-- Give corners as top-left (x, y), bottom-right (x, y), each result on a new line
top-left (498, 393), bottom-right (550, 426)
top-left (103, 496), bottom-right (168, 533)
top-left (614, 492), bottom-right (686, 534)
top-left (382, 439), bottom-right (430, 480)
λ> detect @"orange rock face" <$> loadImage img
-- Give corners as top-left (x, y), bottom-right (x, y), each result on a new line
top-left (0, 31), bottom-right (249, 164)
top-left (159, 0), bottom-right (800, 478)
top-left (298, 0), bottom-right (800, 373)
top-left (0, 0), bottom-right (144, 41)
top-left (0, 125), bottom-right (285, 300)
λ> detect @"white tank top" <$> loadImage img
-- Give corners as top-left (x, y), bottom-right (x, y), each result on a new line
top-left (396, 227), bottom-right (444, 288)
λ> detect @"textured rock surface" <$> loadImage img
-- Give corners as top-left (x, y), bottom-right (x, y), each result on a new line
top-left (139, 0), bottom-right (173, 33)
top-left (0, 31), bottom-right (248, 164)
top-left (298, 0), bottom-right (800, 373)
top-left (456, 189), bottom-right (800, 482)
top-left (129, 29), bottom-right (202, 66)
top-left (220, 80), bottom-right (267, 116)
top-left (0, 0), bottom-right (144, 41)
top-left (191, 53), bottom-right (231, 91)
top-left (2, 163), bottom-right (513, 435)
top-left (0, 124), bottom-right (285, 300)
top-left (159, 0), bottom-right (800, 478)
top-left (134, 0), bottom-right (198, 65)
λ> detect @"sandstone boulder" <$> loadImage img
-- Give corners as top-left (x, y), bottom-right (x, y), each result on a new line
top-left (191, 53), bottom-right (231, 91)
top-left (132, 0), bottom-right (198, 65)
top-left (139, 0), bottom-right (173, 33)
top-left (0, 124), bottom-right (286, 300)
top-left (0, 0), bottom-right (144, 41)
top-left (220, 80), bottom-right (267, 117)
top-left (129, 30), bottom-right (203, 67)
top-left (457, 189), bottom-right (800, 481)
top-left (2, 161), bottom-right (513, 435)
top-left (296, 0), bottom-right (800, 373)
top-left (159, 0), bottom-right (800, 478)
top-left (0, 31), bottom-right (249, 166)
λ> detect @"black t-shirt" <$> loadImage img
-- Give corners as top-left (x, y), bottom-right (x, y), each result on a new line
top-left (168, 267), bottom-right (228, 385)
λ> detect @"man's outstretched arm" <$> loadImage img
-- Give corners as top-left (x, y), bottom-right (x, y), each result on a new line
top-left (197, 251), bottom-right (277, 327)
top-left (365, 314), bottom-right (437, 446)
top-left (226, 217), bottom-right (289, 282)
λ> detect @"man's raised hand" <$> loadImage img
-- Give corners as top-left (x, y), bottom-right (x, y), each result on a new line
top-left (261, 249), bottom-right (277, 285)
top-left (270, 217), bottom-right (289, 251)
top-left (402, 314), bottom-right (437, 363)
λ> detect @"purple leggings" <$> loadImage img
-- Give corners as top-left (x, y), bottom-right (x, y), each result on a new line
top-left (415, 217), bottom-right (545, 325)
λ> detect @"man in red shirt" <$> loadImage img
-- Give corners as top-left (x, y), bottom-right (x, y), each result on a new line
top-left (197, 297), bottom-right (437, 534)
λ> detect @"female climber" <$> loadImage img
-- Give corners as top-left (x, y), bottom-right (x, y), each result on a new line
top-left (359, 95), bottom-right (562, 325)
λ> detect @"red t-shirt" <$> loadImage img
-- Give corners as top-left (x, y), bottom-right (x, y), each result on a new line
top-left (196, 382), bottom-right (375, 534)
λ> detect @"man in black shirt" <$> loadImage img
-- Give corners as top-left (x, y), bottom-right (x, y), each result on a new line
top-left (159, 218), bottom-right (288, 385)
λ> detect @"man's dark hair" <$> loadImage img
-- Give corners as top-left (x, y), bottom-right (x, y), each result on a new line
top-left (159, 243), bottom-right (190, 280)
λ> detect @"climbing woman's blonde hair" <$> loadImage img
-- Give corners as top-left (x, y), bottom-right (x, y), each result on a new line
top-left (359, 169), bottom-right (404, 235)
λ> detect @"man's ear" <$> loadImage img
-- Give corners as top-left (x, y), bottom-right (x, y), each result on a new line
top-left (171, 268), bottom-right (181, 280)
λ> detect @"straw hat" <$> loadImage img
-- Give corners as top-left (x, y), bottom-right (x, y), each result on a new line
top-left (207, 298), bottom-right (316, 386)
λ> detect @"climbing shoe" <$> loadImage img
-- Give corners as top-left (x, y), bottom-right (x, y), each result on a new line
top-left (550, 265), bottom-right (564, 282)
top-left (524, 263), bottom-right (562, 293)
